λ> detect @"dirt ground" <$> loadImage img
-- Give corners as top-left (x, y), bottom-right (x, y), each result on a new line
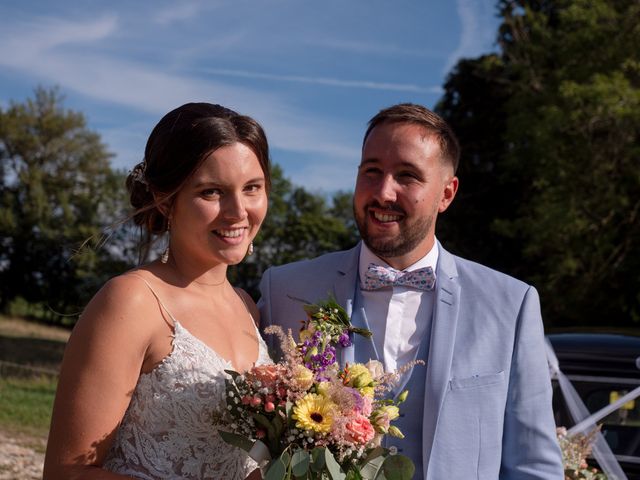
top-left (0, 429), bottom-right (45, 480)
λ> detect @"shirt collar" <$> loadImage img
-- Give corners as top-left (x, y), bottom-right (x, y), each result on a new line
top-left (358, 239), bottom-right (439, 281)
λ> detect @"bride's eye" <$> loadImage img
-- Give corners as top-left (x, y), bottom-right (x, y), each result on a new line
top-left (244, 183), bottom-right (263, 194)
top-left (201, 188), bottom-right (223, 199)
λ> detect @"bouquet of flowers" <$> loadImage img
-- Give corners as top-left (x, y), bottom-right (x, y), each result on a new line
top-left (556, 427), bottom-right (608, 480)
top-left (219, 296), bottom-right (420, 480)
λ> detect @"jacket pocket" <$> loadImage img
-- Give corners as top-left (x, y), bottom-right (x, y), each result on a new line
top-left (450, 370), bottom-right (505, 390)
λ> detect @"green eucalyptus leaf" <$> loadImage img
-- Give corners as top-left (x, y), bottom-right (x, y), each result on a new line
top-left (310, 447), bottom-right (326, 473)
top-left (273, 413), bottom-right (284, 436)
top-left (362, 447), bottom-right (385, 464)
top-left (217, 430), bottom-right (254, 452)
top-left (346, 469), bottom-right (363, 480)
top-left (264, 457), bottom-right (287, 480)
top-left (381, 455), bottom-right (414, 480)
top-left (291, 449), bottom-right (311, 478)
top-left (324, 449), bottom-right (346, 480)
top-left (280, 451), bottom-right (291, 467)
top-left (251, 412), bottom-right (272, 429)
top-left (359, 454), bottom-right (386, 480)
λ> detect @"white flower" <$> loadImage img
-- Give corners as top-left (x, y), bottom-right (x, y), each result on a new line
top-left (366, 360), bottom-right (385, 379)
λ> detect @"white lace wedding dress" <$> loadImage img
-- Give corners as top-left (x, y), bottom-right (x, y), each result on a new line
top-left (102, 312), bottom-right (271, 479)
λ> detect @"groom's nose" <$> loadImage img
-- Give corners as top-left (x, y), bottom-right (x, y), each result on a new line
top-left (374, 174), bottom-right (398, 204)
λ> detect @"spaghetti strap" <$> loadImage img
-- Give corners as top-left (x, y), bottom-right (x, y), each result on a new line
top-left (127, 273), bottom-right (178, 327)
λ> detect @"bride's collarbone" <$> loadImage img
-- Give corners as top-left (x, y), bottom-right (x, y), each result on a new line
top-left (172, 299), bottom-right (257, 357)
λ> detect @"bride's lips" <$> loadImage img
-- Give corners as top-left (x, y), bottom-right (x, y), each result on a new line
top-left (211, 227), bottom-right (248, 245)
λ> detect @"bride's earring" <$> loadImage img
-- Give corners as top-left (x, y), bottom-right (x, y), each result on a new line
top-left (161, 218), bottom-right (170, 264)
top-left (246, 241), bottom-right (254, 256)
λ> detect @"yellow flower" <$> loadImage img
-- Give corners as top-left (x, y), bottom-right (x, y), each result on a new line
top-left (371, 405), bottom-right (400, 433)
top-left (315, 381), bottom-right (330, 396)
top-left (292, 393), bottom-right (335, 434)
top-left (292, 364), bottom-right (314, 391)
top-left (346, 364), bottom-right (375, 397)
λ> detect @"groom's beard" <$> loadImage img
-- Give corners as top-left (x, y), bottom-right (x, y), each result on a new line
top-left (353, 201), bottom-right (435, 259)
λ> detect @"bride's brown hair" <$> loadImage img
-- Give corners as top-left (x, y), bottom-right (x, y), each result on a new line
top-left (126, 103), bottom-right (271, 257)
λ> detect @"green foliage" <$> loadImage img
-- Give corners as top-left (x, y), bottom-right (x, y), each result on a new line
top-left (437, 0), bottom-right (640, 326)
top-left (0, 87), bottom-right (130, 321)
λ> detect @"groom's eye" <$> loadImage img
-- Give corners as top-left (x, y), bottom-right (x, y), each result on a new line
top-left (397, 171), bottom-right (420, 181)
top-left (362, 167), bottom-right (382, 176)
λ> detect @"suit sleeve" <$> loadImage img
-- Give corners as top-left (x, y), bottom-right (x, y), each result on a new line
top-left (499, 286), bottom-right (564, 479)
top-left (257, 267), bottom-right (277, 352)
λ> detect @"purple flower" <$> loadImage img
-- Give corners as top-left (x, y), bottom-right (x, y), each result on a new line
top-left (338, 331), bottom-right (352, 347)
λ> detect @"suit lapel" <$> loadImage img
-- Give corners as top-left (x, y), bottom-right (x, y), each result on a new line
top-left (332, 244), bottom-right (360, 314)
top-left (423, 246), bottom-right (460, 478)
top-left (331, 244), bottom-right (361, 366)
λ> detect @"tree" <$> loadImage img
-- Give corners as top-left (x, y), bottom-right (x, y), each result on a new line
top-left (437, 0), bottom-right (640, 326)
top-left (435, 55), bottom-right (521, 274)
top-left (0, 87), bottom-right (129, 320)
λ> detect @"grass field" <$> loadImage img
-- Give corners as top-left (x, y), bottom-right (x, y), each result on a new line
top-left (0, 377), bottom-right (57, 439)
top-left (0, 315), bottom-right (69, 441)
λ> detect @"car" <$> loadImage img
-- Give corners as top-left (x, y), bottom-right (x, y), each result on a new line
top-left (547, 333), bottom-right (640, 479)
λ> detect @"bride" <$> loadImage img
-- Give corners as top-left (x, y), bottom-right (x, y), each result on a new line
top-left (43, 103), bottom-right (271, 479)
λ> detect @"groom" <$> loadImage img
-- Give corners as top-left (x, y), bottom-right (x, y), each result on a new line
top-left (258, 103), bottom-right (563, 479)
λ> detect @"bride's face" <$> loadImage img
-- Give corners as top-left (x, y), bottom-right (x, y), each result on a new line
top-left (169, 142), bottom-right (268, 266)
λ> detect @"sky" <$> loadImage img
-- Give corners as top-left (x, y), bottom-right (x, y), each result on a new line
top-left (0, 0), bottom-right (500, 192)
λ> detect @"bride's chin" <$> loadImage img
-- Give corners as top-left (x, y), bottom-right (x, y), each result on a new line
top-left (214, 250), bottom-right (249, 266)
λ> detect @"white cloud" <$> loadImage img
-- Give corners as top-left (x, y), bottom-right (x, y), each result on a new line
top-left (309, 38), bottom-right (439, 58)
top-left (0, 14), bottom-right (359, 163)
top-left (202, 68), bottom-right (442, 94)
top-left (152, 3), bottom-right (204, 25)
top-left (1, 15), bottom-right (118, 64)
top-left (443, 0), bottom-right (497, 74)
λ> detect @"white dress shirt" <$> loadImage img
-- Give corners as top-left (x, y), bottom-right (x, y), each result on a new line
top-left (358, 241), bottom-right (438, 373)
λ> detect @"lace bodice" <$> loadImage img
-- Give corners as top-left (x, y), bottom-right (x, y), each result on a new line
top-left (103, 320), bottom-right (271, 479)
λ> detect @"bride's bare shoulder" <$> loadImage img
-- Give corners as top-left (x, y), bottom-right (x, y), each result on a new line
top-left (78, 269), bottom-right (165, 333)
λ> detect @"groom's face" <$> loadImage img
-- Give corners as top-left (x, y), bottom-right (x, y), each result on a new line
top-left (354, 122), bottom-right (458, 269)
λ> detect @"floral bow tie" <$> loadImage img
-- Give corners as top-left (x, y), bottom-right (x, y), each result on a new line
top-left (361, 263), bottom-right (436, 291)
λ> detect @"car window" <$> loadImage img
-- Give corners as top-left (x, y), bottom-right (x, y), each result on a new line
top-left (554, 379), bottom-right (640, 459)
top-left (584, 387), bottom-right (640, 457)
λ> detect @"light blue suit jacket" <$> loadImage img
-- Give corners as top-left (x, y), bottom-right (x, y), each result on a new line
top-left (258, 242), bottom-right (563, 479)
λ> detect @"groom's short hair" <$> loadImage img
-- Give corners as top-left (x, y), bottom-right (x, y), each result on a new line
top-left (363, 103), bottom-right (460, 173)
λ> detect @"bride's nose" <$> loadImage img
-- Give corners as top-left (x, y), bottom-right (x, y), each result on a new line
top-left (222, 192), bottom-right (248, 221)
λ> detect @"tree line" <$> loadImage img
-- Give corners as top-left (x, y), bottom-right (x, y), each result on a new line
top-left (1, 0), bottom-right (638, 328)
top-left (0, 88), bottom-right (358, 323)
top-left (435, 0), bottom-right (639, 327)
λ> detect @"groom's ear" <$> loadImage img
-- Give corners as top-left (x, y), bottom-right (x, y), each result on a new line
top-left (438, 175), bottom-right (458, 213)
